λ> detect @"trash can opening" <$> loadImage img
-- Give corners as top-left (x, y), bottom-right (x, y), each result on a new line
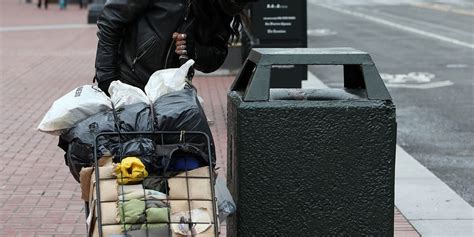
top-left (269, 88), bottom-right (366, 101)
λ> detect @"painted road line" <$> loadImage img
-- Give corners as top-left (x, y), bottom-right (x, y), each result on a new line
top-left (325, 81), bottom-right (454, 89)
top-left (312, 2), bottom-right (474, 50)
top-left (412, 3), bottom-right (474, 17)
top-left (0, 24), bottom-right (96, 32)
top-left (367, 9), bottom-right (473, 38)
top-left (305, 71), bottom-right (474, 236)
top-left (385, 80), bottom-right (454, 89)
top-left (307, 28), bottom-right (338, 37)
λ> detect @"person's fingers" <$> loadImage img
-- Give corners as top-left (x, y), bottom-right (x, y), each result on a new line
top-left (177, 33), bottom-right (187, 40)
top-left (173, 33), bottom-right (188, 55)
top-left (175, 40), bottom-right (187, 46)
top-left (173, 33), bottom-right (186, 40)
top-left (175, 49), bottom-right (188, 55)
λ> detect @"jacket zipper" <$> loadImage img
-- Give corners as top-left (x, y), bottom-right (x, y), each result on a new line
top-left (184, 0), bottom-right (191, 21)
top-left (131, 37), bottom-right (155, 72)
top-left (164, 0), bottom-right (192, 68)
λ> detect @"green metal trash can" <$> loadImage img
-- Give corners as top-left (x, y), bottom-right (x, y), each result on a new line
top-left (227, 48), bottom-right (396, 236)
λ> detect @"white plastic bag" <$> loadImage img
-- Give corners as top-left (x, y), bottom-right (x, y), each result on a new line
top-left (145, 59), bottom-right (195, 103)
top-left (37, 85), bottom-right (112, 135)
top-left (171, 208), bottom-right (212, 235)
top-left (215, 176), bottom-right (236, 223)
top-left (109, 81), bottom-right (150, 108)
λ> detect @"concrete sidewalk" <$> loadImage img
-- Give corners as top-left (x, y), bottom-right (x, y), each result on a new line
top-left (0, 1), bottom-right (419, 236)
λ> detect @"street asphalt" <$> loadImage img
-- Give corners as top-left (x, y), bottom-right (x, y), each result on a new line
top-left (307, 0), bottom-right (474, 205)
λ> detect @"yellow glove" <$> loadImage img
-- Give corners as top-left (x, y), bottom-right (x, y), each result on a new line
top-left (115, 157), bottom-right (148, 184)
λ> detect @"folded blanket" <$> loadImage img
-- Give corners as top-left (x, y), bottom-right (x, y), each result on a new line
top-left (119, 189), bottom-right (167, 201)
top-left (145, 200), bottom-right (168, 209)
top-left (146, 207), bottom-right (169, 224)
top-left (118, 199), bottom-right (146, 224)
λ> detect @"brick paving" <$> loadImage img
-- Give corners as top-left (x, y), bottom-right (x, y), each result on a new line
top-left (0, 1), bottom-right (419, 236)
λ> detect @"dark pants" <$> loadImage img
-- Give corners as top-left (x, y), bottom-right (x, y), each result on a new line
top-left (37, 0), bottom-right (48, 9)
top-left (78, 0), bottom-right (86, 9)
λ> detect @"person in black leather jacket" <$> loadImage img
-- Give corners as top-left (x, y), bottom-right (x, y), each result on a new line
top-left (94, 0), bottom-right (247, 93)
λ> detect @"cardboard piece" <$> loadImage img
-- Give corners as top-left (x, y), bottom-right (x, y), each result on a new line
top-left (80, 156), bottom-right (114, 202)
top-left (168, 167), bottom-right (216, 237)
top-left (174, 166), bottom-right (211, 178)
top-left (87, 158), bottom-right (121, 236)
top-left (168, 167), bottom-right (212, 200)
top-left (80, 167), bottom-right (94, 202)
top-left (100, 202), bottom-right (119, 225)
top-left (90, 179), bottom-right (118, 203)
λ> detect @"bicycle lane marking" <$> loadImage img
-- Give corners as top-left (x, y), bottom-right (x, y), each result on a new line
top-left (380, 72), bottom-right (454, 89)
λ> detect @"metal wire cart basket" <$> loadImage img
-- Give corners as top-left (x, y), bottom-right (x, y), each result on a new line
top-left (85, 131), bottom-right (219, 237)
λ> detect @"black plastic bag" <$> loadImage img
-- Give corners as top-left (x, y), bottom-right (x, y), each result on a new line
top-left (156, 143), bottom-right (211, 173)
top-left (153, 88), bottom-right (216, 161)
top-left (119, 137), bottom-right (165, 175)
top-left (59, 103), bottom-right (153, 181)
top-left (61, 102), bottom-right (153, 145)
top-left (120, 137), bottom-right (156, 157)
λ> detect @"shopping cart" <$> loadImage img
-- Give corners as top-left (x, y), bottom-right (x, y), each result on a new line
top-left (86, 131), bottom-right (219, 237)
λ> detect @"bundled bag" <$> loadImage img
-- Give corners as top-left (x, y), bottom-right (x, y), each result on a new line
top-left (153, 87), bottom-right (215, 158)
top-left (37, 85), bottom-right (112, 135)
top-left (56, 59), bottom-right (216, 182)
top-left (59, 87), bottom-right (215, 182)
top-left (59, 103), bottom-right (154, 182)
top-left (40, 60), bottom-right (194, 137)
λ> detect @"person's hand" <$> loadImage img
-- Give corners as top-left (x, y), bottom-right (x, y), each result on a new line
top-left (172, 32), bottom-right (187, 57)
top-left (97, 80), bottom-right (113, 96)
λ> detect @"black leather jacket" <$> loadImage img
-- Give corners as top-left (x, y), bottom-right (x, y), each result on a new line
top-left (94, 0), bottom-right (232, 90)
